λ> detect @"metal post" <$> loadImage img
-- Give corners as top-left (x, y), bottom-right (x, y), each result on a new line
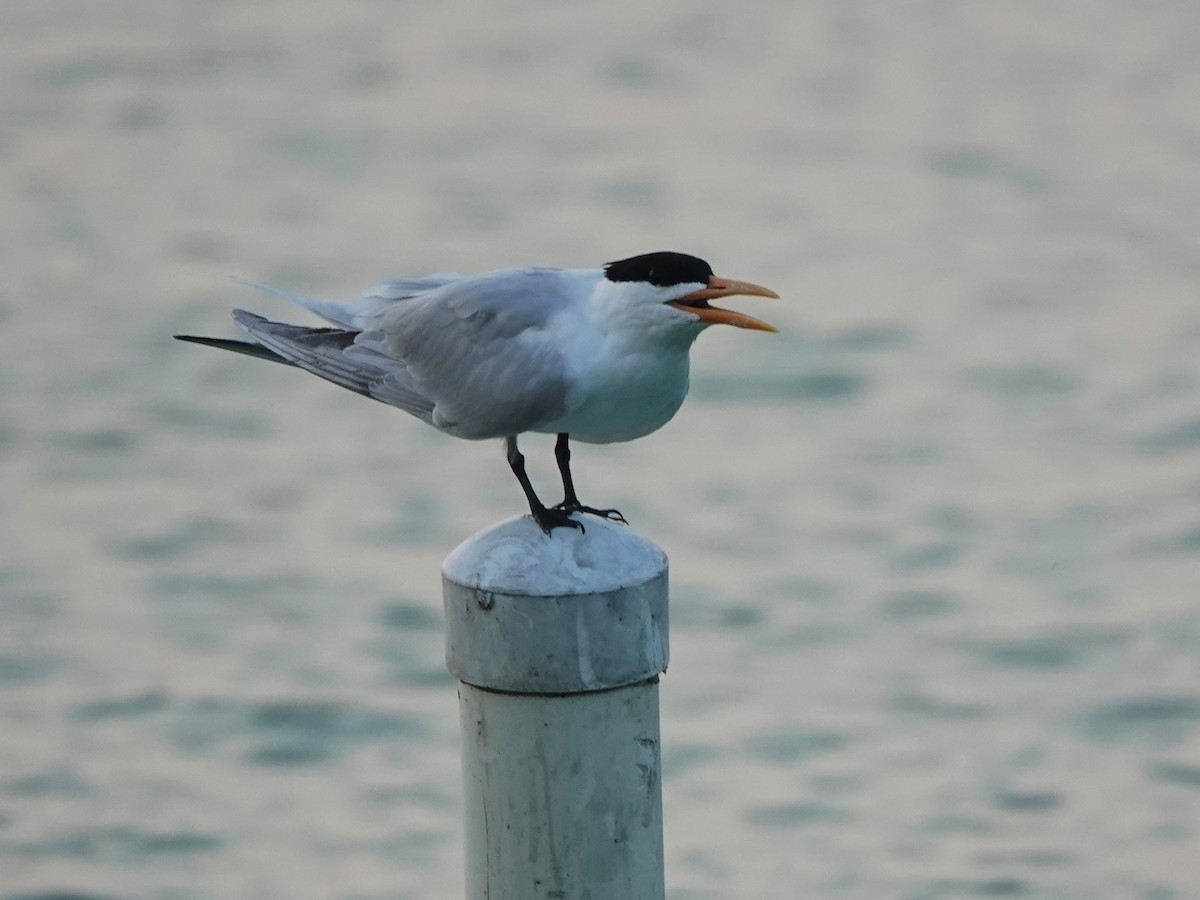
top-left (443, 514), bottom-right (669, 900)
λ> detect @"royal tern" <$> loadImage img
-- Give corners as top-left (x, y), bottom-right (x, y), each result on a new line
top-left (176, 251), bottom-right (780, 533)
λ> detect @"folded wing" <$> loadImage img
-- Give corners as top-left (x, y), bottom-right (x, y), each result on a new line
top-left (202, 268), bottom-right (583, 440)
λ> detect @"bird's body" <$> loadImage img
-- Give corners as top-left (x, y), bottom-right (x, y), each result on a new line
top-left (178, 252), bottom-right (779, 533)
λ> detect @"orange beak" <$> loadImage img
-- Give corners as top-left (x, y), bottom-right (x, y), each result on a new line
top-left (667, 276), bottom-right (781, 332)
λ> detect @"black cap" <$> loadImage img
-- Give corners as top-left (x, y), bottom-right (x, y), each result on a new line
top-left (603, 252), bottom-right (713, 287)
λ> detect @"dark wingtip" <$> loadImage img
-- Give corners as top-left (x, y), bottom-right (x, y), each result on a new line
top-left (172, 333), bottom-right (292, 365)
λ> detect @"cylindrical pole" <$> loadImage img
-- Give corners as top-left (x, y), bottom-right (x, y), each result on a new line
top-left (443, 514), bottom-right (669, 900)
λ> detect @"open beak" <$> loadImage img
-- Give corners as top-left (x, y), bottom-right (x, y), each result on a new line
top-left (667, 276), bottom-right (781, 332)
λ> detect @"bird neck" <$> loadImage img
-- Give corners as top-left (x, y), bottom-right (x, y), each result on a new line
top-left (587, 285), bottom-right (705, 352)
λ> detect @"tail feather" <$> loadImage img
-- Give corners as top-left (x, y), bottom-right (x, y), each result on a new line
top-left (174, 334), bottom-right (293, 366)
top-left (231, 278), bottom-right (359, 328)
top-left (230, 310), bottom-right (372, 397)
top-left (175, 311), bottom-right (437, 425)
top-left (230, 310), bottom-right (437, 422)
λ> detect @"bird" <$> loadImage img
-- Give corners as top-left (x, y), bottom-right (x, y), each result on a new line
top-left (176, 251), bottom-right (780, 534)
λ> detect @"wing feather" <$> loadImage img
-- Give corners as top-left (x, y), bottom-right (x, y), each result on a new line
top-left (183, 267), bottom-right (588, 440)
top-left (231, 311), bottom-right (436, 423)
top-left (370, 269), bottom-right (575, 437)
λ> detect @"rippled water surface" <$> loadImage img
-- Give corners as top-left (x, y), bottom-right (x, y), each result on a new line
top-left (3, 2), bottom-right (1199, 898)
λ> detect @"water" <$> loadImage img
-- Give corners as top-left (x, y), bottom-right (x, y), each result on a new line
top-left (3, 2), bottom-right (1199, 897)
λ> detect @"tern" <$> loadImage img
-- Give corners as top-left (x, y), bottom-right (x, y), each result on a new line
top-left (176, 251), bottom-right (780, 533)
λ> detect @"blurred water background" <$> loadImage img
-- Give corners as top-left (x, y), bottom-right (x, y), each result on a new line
top-left (3, 2), bottom-right (1200, 898)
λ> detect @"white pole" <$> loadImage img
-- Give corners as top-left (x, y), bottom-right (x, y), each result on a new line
top-left (443, 514), bottom-right (669, 900)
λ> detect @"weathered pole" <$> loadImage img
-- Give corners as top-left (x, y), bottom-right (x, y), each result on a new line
top-left (443, 514), bottom-right (669, 900)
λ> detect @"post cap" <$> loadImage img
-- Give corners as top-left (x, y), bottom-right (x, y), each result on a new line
top-left (442, 514), bottom-right (669, 693)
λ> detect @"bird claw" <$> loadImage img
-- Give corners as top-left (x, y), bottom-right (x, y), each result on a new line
top-left (552, 502), bottom-right (628, 525)
top-left (532, 506), bottom-right (586, 535)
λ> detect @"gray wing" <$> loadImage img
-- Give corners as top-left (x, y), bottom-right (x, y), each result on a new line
top-left (231, 311), bottom-right (437, 423)
top-left (226, 268), bottom-right (582, 439)
top-left (365, 268), bottom-right (579, 438)
top-left (361, 274), bottom-right (466, 302)
top-left (233, 274), bottom-right (467, 329)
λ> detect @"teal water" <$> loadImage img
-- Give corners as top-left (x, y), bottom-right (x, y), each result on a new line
top-left (3, 3), bottom-right (1199, 898)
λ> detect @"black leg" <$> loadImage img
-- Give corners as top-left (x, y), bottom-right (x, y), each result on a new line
top-left (551, 433), bottom-right (628, 525)
top-left (506, 436), bottom-right (582, 534)
top-left (554, 432), bottom-right (581, 508)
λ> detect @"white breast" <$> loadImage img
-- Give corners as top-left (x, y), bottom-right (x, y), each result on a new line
top-left (533, 337), bottom-right (692, 444)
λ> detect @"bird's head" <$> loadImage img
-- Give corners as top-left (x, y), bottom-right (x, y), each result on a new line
top-left (599, 251), bottom-right (780, 336)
